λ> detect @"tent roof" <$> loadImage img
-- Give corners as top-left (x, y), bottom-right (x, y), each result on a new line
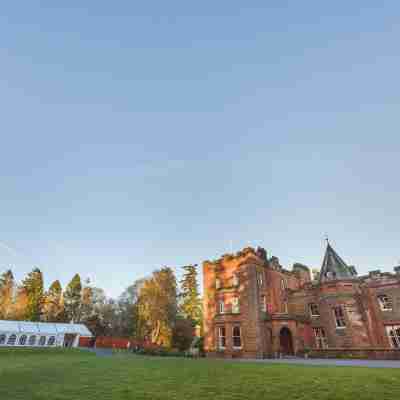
top-left (0, 320), bottom-right (92, 336)
top-left (320, 242), bottom-right (357, 283)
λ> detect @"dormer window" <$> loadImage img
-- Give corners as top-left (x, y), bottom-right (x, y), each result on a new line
top-left (216, 278), bottom-right (221, 289)
top-left (378, 295), bottom-right (393, 311)
top-left (233, 274), bottom-right (239, 287)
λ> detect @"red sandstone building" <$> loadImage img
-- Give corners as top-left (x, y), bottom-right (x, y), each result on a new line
top-left (203, 243), bottom-right (400, 359)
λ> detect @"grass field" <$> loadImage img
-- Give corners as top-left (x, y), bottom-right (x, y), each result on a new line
top-left (1, 349), bottom-right (400, 400)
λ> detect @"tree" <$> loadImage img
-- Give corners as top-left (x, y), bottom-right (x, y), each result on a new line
top-left (117, 278), bottom-right (145, 337)
top-left (137, 267), bottom-right (177, 346)
top-left (0, 270), bottom-right (15, 319)
top-left (64, 274), bottom-right (82, 322)
top-left (172, 317), bottom-right (194, 351)
top-left (42, 280), bottom-right (64, 322)
top-left (179, 265), bottom-right (201, 326)
top-left (21, 268), bottom-right (44, 321)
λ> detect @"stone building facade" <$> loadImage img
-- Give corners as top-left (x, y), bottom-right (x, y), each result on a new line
top-left (203, 244), bottom-right (400, 359)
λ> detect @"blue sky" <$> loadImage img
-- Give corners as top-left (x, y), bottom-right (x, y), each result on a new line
top-left (1, 2), bottom-right (399, 297)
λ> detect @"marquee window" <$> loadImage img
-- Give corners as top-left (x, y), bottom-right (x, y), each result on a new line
top-left (19, 335), bottom-right (27, 346)
top-left (232, 297), bottom-right (240, 314)
top-left (333, 306), bottom-right (346, 328)
top-left (0, 334), bottom-right (6, 345)
top-left (378, 295), bottom-right (393, 311)
top-left (7, 334), bottom-right (17, 345)
top-left (39, 336), bottom-right (46, 346)
top-left (28, 335), bottom-right (36, 346)
top-left (218, 327), bottom-right (226, 349)
top-left (386, 326), bottom-right (400, 348)
top-left (309, 303), bottom-right (320, 317)
top-left (47, 336), bottom-right (56, 346)
top-left (313, 327), bottom-right (328, 349)
top-left (219, 300), bottom-right (225, 314)
top-left (232, 326), bottom-right (242, 349)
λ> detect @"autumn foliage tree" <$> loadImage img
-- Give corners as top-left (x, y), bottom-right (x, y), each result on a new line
top-left (41, 280), bottom-right (64, 322)
top-left (137, 267), bottom-right (178, 346)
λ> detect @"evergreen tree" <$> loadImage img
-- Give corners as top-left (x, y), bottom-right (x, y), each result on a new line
top-left (0, 270), bottom-right (15, 319)
top-left (179, 265), bottom-right (201, 325)
top-left (64, 274), bottom-right (82, 322)
top-left (21, 268), bottom-right (44, 321)
top-left (42, 280), bottom-right (64, 322)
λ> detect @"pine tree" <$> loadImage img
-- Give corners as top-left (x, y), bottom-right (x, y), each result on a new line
top-left (21, 268), bottom-right (44, 321)
top-left (42, 280), bottom-right (64, 322)
top-left (0, 270), bottom-right (15, 319)
top-left (64, 274), bottom-right (82, 322)
top-left (179, 265), bottom-right (201, 325)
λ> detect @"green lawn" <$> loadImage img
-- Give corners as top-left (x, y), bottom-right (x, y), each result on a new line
top-left (0, 349), bottom-right (399, 400)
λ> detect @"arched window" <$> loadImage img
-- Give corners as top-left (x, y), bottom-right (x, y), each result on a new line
top-left (28, 335), bottom-right (37, 346)
top-left (0, 334), bottom-right (6, 345)
top-left (39, 336), bottom-right (47, 346)
top-left (232, 326), bottom-right (242, 349)
top-left (7, 334), bottom-right (17, 345)
top-left (47, 336), bottom-right (56, 346)
top-left (19, 335), bottom-right (27, 346)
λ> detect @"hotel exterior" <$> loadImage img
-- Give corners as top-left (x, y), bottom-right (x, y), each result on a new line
top-left (203, 244), bottom-right (400, 359)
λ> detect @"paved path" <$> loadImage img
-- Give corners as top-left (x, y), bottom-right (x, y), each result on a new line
top-left (79, 348), bottom-right (400, 368)
top-left (235, 357), bottom-right (400, 369)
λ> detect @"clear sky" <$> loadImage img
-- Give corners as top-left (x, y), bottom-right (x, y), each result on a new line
top-left (1, 2), bottom-right (399, 297)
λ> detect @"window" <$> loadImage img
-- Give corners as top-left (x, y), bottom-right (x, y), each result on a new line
top-left (232, 297), bottom-right (240, 314)
top-left (309, 303), bottom-right (320, 317)
top-left (281, 279), bottom-right (287, 290)
top-left (0, 334), bottom-right (6, 345)
top-left (39, 336), bottom-right (47, 346)
top-left (257, 272), bottom-right (263, 287)
top-left (218, 327), bottom-right (226, 349)
top-left (233, 274), bottom-right (239, 287)
top-left (47, 336), bottom-right (56, 346)
top-left (232, 326), bottom-right (242, 349)
top-left (219, 300), bottom-right (225, 314)
top-left (216, 278), bottom-right (221, 289)
top-left (28, 335), bottom-right (36, 346)
top-left (378, 295), bottom-right (393, 311)
top-left (386, 326), bottom-right (400, 348)
top-left (261, 295), bottom-right (267, 312)
top-left (313, 327), bottom-right (328, 349)
top-left (283, 301), bottom-right (288, 314)
top-left (19, 335), bottom-right (27, 346)
top-left (333, 306), bottom-right (346, 328)
top-left (7, 334), bottom-right (17, 345)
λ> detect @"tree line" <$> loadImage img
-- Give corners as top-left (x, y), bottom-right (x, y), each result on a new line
top-left (0, 265), bottom-right (202, 350)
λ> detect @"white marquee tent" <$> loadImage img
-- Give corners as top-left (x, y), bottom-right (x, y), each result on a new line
top-left (0, 320), bottom-right (93, 348)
